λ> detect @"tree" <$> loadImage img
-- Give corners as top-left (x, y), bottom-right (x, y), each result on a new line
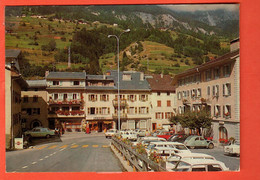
top-left (169, 109), bottom-right (212, 136)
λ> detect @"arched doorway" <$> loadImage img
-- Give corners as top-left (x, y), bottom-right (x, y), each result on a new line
top-left (31, 119), bottom-right (42, 129)
top-left (219, 126), bottom-right (228, 143)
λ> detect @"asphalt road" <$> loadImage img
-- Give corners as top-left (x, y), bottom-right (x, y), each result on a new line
top-left (190, 147), bottom-right (240, 171)
top-left (6, 132), bottom-right (124, 172)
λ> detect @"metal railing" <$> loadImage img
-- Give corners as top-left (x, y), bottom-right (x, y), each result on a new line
top-left (111, 137), bottom-right (167, 172)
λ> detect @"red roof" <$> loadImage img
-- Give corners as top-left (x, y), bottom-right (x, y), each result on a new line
top-left (147, 74), bottom-right (176, 92)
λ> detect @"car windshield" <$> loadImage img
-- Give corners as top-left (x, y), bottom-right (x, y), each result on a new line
top-left (174, 145), bottom-right (188, 150)
top-left (147, 144), bottom-right (156, 150)
top-left (185, 136), bottom-right (193, 141)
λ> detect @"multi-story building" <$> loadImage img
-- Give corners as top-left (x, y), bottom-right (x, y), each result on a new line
top-left (85, 70), bottom-right (151, 131)
top-left (147, 74), bottom-right (176, 131)
top-left (173, 39), bottom-right (240, 143)
top-left (21, 80), bottom-right (48, 131)
top-left (5, 49), bottom-right (28, 149)
top-left (46, 71), bottom-right (86, 132)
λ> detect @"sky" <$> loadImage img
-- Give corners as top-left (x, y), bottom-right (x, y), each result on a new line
top-left (161, 4), bottom-right (239, 12)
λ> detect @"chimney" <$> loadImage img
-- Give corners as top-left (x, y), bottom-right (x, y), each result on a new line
top-left (140, 72), bottom-right (144, 81)
top-left (230, 38), bottom-right (239, 52)
top-left (45, 70), bottom-right (49, 78)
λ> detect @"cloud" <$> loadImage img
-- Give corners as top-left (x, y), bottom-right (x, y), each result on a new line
top-left (161, 4), bottom-right (239, 12)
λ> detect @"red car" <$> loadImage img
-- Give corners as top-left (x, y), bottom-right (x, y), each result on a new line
top-left (157, 131), bottom-right (174, 140)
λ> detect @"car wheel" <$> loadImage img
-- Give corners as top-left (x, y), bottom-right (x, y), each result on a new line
top-left (189, 146), bottom-right (195, 149)
top-left (208, 143), bottom-right (214, 149)
top-left (46, 134), bottom-right (50, 139)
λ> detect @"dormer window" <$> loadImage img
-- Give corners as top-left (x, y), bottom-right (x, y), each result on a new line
top-left (53, 81), bottom-right (59, 85)
top-left (73, 81), bottom-right (80, 85)
top-left (122, 74), bottom-right (131, 81)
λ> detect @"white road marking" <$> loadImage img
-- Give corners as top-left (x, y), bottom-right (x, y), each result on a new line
top-left (71, 143), bottom-right (76, 145)
top-left (45, 156), bottom-right (49, 158)
top-left (39, 159), bottom-right (43, 161)
top-left (22, 166), bottom-right (28, 169)
top-left (12, 171), bottom-right (16, 173)
top-left (31, 162), bottom-right (37, 165)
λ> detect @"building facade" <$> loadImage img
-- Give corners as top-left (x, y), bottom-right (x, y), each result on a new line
top-left (147, 74), bottom-right (177, 131)
top-left (173, 39), bottom-right (240, 143)
top-left (5, 49), bottom-right (28, 149)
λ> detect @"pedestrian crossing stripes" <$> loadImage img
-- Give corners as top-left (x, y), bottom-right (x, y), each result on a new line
top-left (35, 144), bottom-right (109, 150)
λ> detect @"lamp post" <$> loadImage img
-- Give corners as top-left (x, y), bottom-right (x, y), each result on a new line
top-left (108, 29), bottom-right (130, 131)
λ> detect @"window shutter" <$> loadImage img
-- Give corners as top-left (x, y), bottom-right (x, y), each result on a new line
top-left (107, 95), bottom-right (109, 101)
top-left (228, 84), bottom-right (231, 96)
top-left (100, 95), bottom-right (102, 101)
top-left (127, 95), bottom-right (129, 100)
top-left (146, 95), bottom-right (148, 101)
top-left (147, 107), bottom-right (149, 113)
top-left (216, 85), bottom-right (219, 96)
top-left (139, 95), bottom-right (141, 101)
top-left (223, 84), bottom-right (225, 96)
top-left (139, 107), bottom-right (141, 114)
top-left (37, 108), bottom-right (40, 115)
top-left (99, 108), bottom-right (102, 114)
top-left (223, 106), bottom-right (225, 117)
top-left (213, 86), bottom-right (215, 96)
top-left (165, 112), bottom-right (167, 119)
top-left (156, 113), bottom-right (158, 119)
top-left (108, 108), bottom-right (110, 114)
top-left (135, 107), bottom-right (137, 114)
top-left (95, 108), bottom-right (98, 114)
top-left (127, 107), bottom-right (129, 113)
top-left (95, 95), bottom-right (97, 101)
top-left (162, 113), bottom-right (164, 119)
top-left (88, 108), bottom-right (90, 114)
top-left (58, 93), bottom-right (62, 100)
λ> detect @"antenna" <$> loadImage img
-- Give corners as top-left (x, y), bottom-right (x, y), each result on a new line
top-left (68, 46), bottom-right (71, 68)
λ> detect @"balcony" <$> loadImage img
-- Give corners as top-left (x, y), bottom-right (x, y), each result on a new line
top-left (112, 113), bottom-right (127, 119)
top-left (48, 99), bottom-right (84, 105)
top-left (191, 97), bottom-right (211, 104)
top-left (112, 99), bottom-right (127, 107)
top-left (48, 110), bottom-right (85, 118)
top-left (182, 99), bottom-right (190, 105)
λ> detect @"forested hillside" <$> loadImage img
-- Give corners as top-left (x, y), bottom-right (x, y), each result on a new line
top-left (5, 5), bottom-right (238, 79)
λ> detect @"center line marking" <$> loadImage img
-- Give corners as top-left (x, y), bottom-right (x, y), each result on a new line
top-left (37, 145), bottom-right (48, 150)
top-left (22, 166), bottom-right (28, 169)
top-left (60, 145), bottom-right (68, 148)
top-left (82, 145), bottom-right (89, 148)
top-left (45, 156), bottom-right (49, 158)
top-left (31, 162), bottom-right (37, 165)
top-left (92, 145), bottom-right (98, 148)
top-left (71, 145), bottom-right (78, 148)
top-left (48, 145), bottom-right (57, 149)
top-left (102, 145), bottom-right (109, 148)
top-left (39, 159), bottom-right (43, 161)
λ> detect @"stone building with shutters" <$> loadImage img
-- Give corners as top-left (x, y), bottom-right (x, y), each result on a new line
top-left (146, 74), bottom-right (177, 131)
top-left (172, 39), bottom-right (240, 143)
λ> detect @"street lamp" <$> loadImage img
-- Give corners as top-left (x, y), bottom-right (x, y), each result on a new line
top-left (108, 29), bottom-right (130, 131)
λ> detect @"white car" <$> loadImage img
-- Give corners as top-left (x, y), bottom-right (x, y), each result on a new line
top-left (146, 141), bottom-right (191, 154)
top-left (170, 158), bottom-right (229, 172)
top-left (105, 129), bottom-right (118, 138)
top-left (135, 129), bottom-right (146, 137)
top-left (166, 153), bottom-right (216, 171)
top-left (224, 141), bottom-right (240, 156)
top-left (132, 136), bottom-right (166, 146)
top-left (120, 131), bottom-right (138, 140)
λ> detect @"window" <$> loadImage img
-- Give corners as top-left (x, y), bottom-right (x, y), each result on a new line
top-left (223, 64), bottom-right (231, 77)
top-left (182, 91), bottom-right (186, 98)
top-left (206, 70), bottom-right (212, 81)
top-left (197, 88), bottom-right (201, 97)
top-left (63, 94), bottom-right (68, 101)
top-left (157, 100), bottom-right (161, 107)
top-left (73, 81), bottom-right (80, 85)
top-left (165, 112), bottom-right (173, 119)
top-left (212, 85), bottom-right (219, 97)
top-left (88, 107), bottom-right (95, 115)
top-left (167, 100), bottom-right (171, 107)
top-left (89, 94), bottom-right (97, 101)
top-left (54, 93), bottom-right (58, 100)
top-left (214, 68), bottom-right (220, 79)
top-left (72, 106), bottom-right (80, 111)
top-left (157, 92), bottom-right (161, 96)
top-left (140, 94), bottom-right (148, 101)
top-left (167, 92), bottom-right (170, 96)
top-left (139, 107), bottom-right (147, 114)
top-left (214, 105), bottom-right (221, 117)
top-left (128, 107), bottom-right (135, 114)
top-left (155, 112), bottom-right (164, 119)
top-left (207, 86), bottom-right (210, 96)
top-left (223, 105), bottom-right (231, 118)
top-left (33, 95), bottom-right (38, 102)
top-left (128, 95), bottom-right (136, 102)
top-left (122, 74), bottom-right (131, 80)
top-left (100, 94), bottom-right (109, 101)
top-left (53, 81), bottom-right (60, 85)
top-left (177, 92), bottom-right (182, 100)
top-left (223, 83), bottom-right (231, 96)
top-left (32, 108), bottom-right (40, 115)
top-left (73, 94), bottom-right (77, 100)
top-left (192, 89), bottom-right (197, 98)
top-left (23, 96), bottom-right (28, 103)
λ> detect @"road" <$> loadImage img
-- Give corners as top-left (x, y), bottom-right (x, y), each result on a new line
top-left (190, 147), bottom-right (240, 171)
top-left (6, 132), bottom-right (124, 172)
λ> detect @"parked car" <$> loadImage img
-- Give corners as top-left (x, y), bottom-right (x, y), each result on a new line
top-left (168, 134), bottom-right (189, 143)
top-left (120, 131), bottom-right (138, 141)
top-left (135, 129), bottom-right (146, 137)
top-left (105, 129), bottom-right (118, 138)
top-left (184, 135), bottom-right (214, 149)
top-left (224, 140), bottom-right (240, 156)
top-left (157, 131), bottom-right (174, 140)
top-left (146, 142), bottom-right (191, 155)
top-left (24, 127), bottom-right (55, 138)
top-left (169, 158), bottom-right (229, 172)
top-left (132, 136), bottom-right (166, 147)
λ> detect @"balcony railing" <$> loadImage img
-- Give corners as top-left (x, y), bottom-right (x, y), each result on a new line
top-left (112, 113), bottom-right (127, 119)
top-left (48, 99), bottom-right (84, 105)
top-left (112, 99), bottom-right (127, 107)
top-left (48, 110), bottom-right (85, 117)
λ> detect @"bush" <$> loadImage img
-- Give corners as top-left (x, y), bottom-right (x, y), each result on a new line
top-left (174, 63), bottom-right (180, 67)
